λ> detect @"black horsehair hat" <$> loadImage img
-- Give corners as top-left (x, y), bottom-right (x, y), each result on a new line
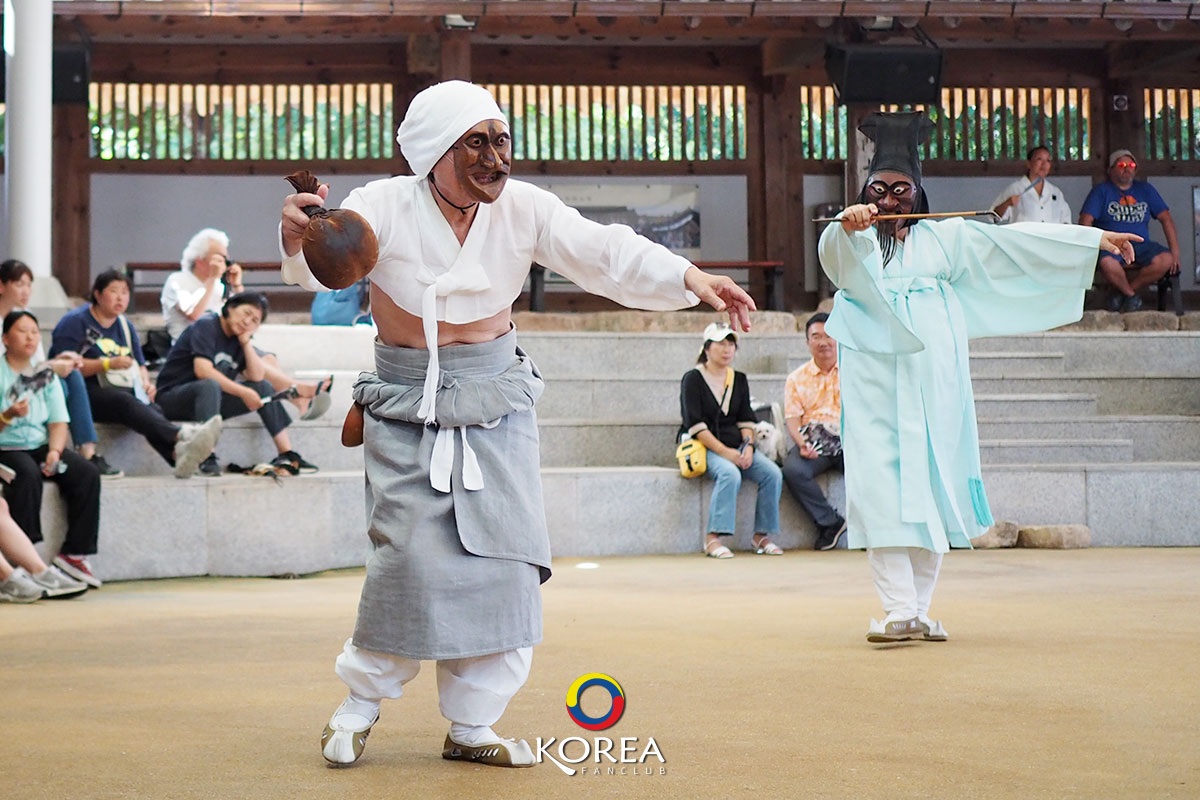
top-left (858, 111), bottom-right (933, 185)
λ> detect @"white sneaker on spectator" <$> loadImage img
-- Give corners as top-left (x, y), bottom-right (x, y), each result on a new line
top-left (0, 567), bottom-right (46, 603)
top-left (30, 565), bottom-right (89, 599)
top-left (174, 415), bottom-right (223, 479)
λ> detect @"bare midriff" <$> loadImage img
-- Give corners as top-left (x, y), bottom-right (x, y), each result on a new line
top-left (370, 283), bottom-right (512, 348)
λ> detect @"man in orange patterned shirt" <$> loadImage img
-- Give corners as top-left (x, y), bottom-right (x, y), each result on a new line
top-left (783, 313), bottom-right (846, 550)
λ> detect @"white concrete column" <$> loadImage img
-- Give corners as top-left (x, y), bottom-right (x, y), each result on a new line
top-left (4, 0), bottom-right (69, 315)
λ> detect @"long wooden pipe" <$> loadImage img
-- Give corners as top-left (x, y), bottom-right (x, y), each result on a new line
top-left (812, 210), bottom-right (1001, 223)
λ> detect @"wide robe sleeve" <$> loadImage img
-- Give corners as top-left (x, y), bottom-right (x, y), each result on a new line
top-left (530, 187), bottom-right (700, 311)
top-left (926, 218), bottom-right (1103, 338)
top-left (817, 219), bottom-right (925, 355)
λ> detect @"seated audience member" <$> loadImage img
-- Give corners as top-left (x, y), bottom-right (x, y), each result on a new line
top-left (155, 293), bottom-right (318, 476)
top-left (782, 313), bottom-right (846, 551)
top-left (163, 229), bottom-right (331, 420)
top-left (991, 146), bottom-right (1072, 224)
top-left (680, 323), bottom-right (784, 559)
top-left (0, 259), bottom-right (120, 477)
top-left (0, 311), bottom-right (103, 588)
top-left (1079, 149), bottom-right (1180, 312)
top-left (0, 497), bottom-right (89, 602)
top-left (50, 269), bottom-right (222, 479)
top-left (161, 228), bottom-right (245, 342)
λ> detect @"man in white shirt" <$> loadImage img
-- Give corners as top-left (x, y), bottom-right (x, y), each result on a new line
top-left (162, 229), bottom-right (329, 428)
top-left (161, 228), bottom-right (245, 342)
top-left (990, 146), bottom-right (1072, 225)
top-left (280, 80), bottom-right (753, 771)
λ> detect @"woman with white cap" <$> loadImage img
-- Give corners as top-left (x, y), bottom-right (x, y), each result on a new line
top-left (679, 322), bottom-right (784, 559)
top-left (280, 80), bottom-right (754, 769)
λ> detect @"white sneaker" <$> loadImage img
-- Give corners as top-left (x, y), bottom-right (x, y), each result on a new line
top-left (0, 567), bottom-right (45, 603)
top-left (442, 733), bottom-right (535, 767)
top-left (866, 617), bottom-right (923, 643)
top-left (30, 565), bottom-right (89, 599)
top-left (320, 697), bottom-right (379, 767)
top-left (918, 617), bottom-right (949, 641)
top-left (174, 415), bottom-right (223, 479)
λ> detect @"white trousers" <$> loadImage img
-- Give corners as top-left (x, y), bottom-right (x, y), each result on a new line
top-left (867, 547), bottom-right (944, 622)
top-left (334, 639), bottom-right (533, 727)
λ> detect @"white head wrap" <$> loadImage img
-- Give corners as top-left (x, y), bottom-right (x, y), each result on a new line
top-left (395, 80), bottom-right (508, 177)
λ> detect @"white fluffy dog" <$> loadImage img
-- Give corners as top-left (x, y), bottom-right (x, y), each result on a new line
top-left (753, 420), bottom-right (789, 465)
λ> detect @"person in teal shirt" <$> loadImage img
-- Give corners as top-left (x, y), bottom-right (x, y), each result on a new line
top-left (0, 310), bottom-right (103, 588)
top-left (819, 112), bottom-right (1140, 644)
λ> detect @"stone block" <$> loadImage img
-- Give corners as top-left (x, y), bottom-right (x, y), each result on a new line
top-left (1016, 524), bottom-right (1091, 549)
top-left (1122, 311), bottom-right (1180, 332)
top-left (971, 520), bottom-right (1019, 549)
top-left (1053, 311), bottom-right (1124, 332)
top-left (1176, 313), bottom-right (1200, 332)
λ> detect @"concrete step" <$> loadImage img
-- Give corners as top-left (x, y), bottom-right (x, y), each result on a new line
top-left (785, 351), bottom-right (1069, 378)
top-left (977, 416), bottom-right (1200, 461)
top-left (976, 438), bottom-right (1133, 465)
top-left (971, 376), bottom-right (1200, 415)
top-left (95, 416), bottom-right (362, 478)
top-left (534, 419), bottom-right (1134, 469)
top-left (35, 471), bottom-right (369, 582)
top-left (535, 376), bottom-right (1098, 420)
top-left (230, 327), bottom-right (1200, 385)
top-left (250, 323), bottom-right (379, 373)
top-left (34, 460), bottom-right (1200, 583)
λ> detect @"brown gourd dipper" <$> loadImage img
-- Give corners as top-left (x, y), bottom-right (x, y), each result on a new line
top-left (285, 170), bottom-right (379, 290)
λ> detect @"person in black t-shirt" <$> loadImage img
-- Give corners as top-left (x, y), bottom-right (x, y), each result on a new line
top-left (679, 323), bottom-right (783, 559)
top-left (156, 292), bottom-right (318, 475)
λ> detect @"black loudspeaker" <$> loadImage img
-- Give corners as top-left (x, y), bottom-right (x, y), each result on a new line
top-left (825, 45), bottom-right (943, 105)
top-left (0, 47), bottom-right (90, 104)
top-left (53, 46), bottom-right (90, 104)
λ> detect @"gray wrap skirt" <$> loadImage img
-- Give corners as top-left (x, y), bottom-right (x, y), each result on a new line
top-left (350, 328), bottom-right (552, 660)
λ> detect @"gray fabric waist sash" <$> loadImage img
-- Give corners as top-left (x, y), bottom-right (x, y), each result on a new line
top-left (355, 326), bottom-right (542, 428)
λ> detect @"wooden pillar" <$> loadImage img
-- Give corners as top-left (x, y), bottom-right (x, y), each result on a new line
top-left (760, 74), bottom-right (793, 309)
top-left (52, 104), bottom-right (91, 298)
top-left (440, 32), bottom-right (472, 81)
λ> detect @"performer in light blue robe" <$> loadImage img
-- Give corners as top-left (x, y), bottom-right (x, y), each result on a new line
top-left (819, 112), bottom-right (1140, 644)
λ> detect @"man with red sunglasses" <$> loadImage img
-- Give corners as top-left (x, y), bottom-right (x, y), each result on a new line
top-left (1079, 149), bottom-right (1180, 312)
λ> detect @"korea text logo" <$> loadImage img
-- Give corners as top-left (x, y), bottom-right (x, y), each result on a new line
top-left (535, 673), bottom-right (667, 777)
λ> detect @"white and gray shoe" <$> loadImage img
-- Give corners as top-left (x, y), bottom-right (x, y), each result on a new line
top-left (30, 565), bottom-right (89, 599)
top-left (173, 415), bottom-right (223, 479)
top-left (0, 567), bottom-right (46, 603)
top-left (917, 616), bottom-right (949, 642)
top-left (321, 696), bottom-right (380, 767)
top-left (442, 733), bottom-right (536, 767)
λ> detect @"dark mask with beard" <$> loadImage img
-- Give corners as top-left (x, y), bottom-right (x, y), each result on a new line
top-left (856, 112), bottom-right (933, 266)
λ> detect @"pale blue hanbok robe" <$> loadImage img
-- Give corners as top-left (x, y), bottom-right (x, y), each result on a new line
top-left (818, 218), bottom-right (1103, 552)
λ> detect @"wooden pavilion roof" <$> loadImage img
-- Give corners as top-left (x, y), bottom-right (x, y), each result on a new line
top-left (48, 0), bottom-right (1200, 46)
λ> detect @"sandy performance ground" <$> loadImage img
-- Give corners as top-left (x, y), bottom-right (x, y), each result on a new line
top-left (2, 547), bottom-right (1197, 800)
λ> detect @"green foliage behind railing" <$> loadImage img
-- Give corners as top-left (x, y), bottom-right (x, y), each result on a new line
top-left (487, 84), bottom-right (748, 162)
top-left (801, 86), bottom-right (1092, 162)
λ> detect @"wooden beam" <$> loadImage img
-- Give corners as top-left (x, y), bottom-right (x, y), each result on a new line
top-left (89, 43), bottom-right (407, 84)
top-left (471, 45), bottom-right (760, 87)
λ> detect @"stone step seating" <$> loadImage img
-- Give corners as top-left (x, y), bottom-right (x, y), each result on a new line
top-left (534, 418), bottom-right (1135, 467)
top-left (47, 324), bottom-right (1200, 581)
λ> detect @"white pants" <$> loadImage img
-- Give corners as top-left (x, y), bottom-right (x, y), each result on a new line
top-left (867, 547), bottom-right (944, 622)
top-left (334, 639), bottom-right (533, 727)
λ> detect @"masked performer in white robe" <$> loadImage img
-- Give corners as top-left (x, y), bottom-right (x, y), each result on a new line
top-left (279, 80), bottom-right (754, 767)
top-left (818, 112), bottom-right (1140, 644)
